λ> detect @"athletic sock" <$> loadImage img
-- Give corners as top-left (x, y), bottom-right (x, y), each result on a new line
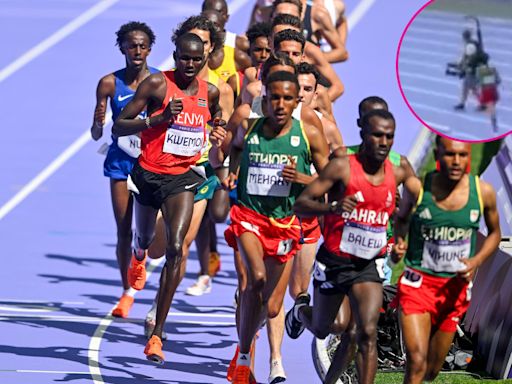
top-left (237, 352), bottom-right (250, 367)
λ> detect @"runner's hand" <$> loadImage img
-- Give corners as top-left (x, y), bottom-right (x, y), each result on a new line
top-left (222, 172), bottom-right (238, 190)
top-left (210, 118), bottom-right (227, 147)
top-left (390, 237), bottom-right (407, 264)
top-left (91, 120), bottom-right (103, 141)
top-left (163, 94), bottom-right (183, 120)
top-left (458, 257), bottom-right (479, 282)
top-left (282, 156), bottom-right (300, 183)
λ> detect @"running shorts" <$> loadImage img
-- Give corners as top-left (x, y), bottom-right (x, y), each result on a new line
top-left (103, 141), bottom-right (136, 180)
top-left (479, 85), bottom-right (499, 104)
top-left (397, 267), bottom-right (471, 333)
top-left (130, 161), bottom-right (204, 209)
top-left (300, 216), bottom-right (321, 244)
top-left (313, 244), bottom-right (382, 295)
top-left (224, 204), bottom-right (302, 263)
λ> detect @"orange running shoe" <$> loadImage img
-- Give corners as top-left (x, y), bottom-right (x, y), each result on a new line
top-left (232, 365), bottom-right (251, 384)
top-left (144, 335), bottom-right (165, 365)
top-left (227, 345), bottom-right (239, 382)
top-left (208, 251), bottom-right (221, 276)
top-left (112, 294), bottom-right (134, 318)
top-left (128, 249), bottom-right (147, 290)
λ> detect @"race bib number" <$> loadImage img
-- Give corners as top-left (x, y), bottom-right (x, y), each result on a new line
top-left (340, 222), bottom-right (387, 260)
top-left (118, 135), bottom-right (141, 158)
top-left (163, 124), bottom-right (204, 156)
top-left (277, 239), bottom-right (293, 255)
top-left (400, 268), bottom-right (423, 288)
top-left (421, 239), bottom-right (469, 273)
top-left (247, 163), bottom-right (291, 197)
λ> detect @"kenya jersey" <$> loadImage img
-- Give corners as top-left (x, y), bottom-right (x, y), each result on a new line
top-left (139, 70), bottom-right (210, 175)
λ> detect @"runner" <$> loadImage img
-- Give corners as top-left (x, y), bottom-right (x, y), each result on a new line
top-left (286, 109), bottom-right (419, 384)
top-left (201, 0), bottom-right (252, 82)
top-left (219, 71), bottom-right (329, 383)
top-left (393, 136), bottom-right (500, 384)
top-left (112, 32), bottom-right (226, 364)
top-left (90, 21), bottom-right (158, 319)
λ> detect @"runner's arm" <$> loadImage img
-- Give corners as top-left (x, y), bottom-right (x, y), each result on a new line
top-left (313, 7), bottom-right (347, 63)
top-left (459, 180), bottom-right (501, 278)
top-left (113, 73), bottom-right (167, 137)
top-left (293, 156), bottom-right (348, 217)
top-left (305, 43), bottom-right (344, 100)
top-left (91, 74), bottom-right (115, 141)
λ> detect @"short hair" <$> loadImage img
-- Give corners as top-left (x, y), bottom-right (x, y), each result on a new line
top-left (462, 29), bottom-right (472, 40)
top-left (246, 22), bottom-right (272, 46)
top-left (172, 15), bottom-right (224, 53)
top-left (265, 70), bottom-right (300, 93)
top-left (273, 29), bottom-right (305, 52)
top-left (261, 52), bottom-right (297, 83)
top-left (360, 109), bottom-right (395, 131)
top-left (201, 0), bottom-right (228, 14)
top-left (116, 21), bottom-right (156, 49)
top-left (272, 0), bottom-right (303, 16)
top-left (358, 96), bottom-right (389, 117)
top-left (271, 13), bottom-right (303, 31)
top-left (174, 32), bottom-right (205, 53)
top-left (297, 62), bottom-right (320, 88)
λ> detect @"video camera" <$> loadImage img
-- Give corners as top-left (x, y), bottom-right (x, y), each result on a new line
top-left (445, 62), bottom-right (465, 78)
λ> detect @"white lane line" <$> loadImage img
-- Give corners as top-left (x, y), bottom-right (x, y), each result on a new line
top-left (404, 36), bottom-right (512, 56)
top-left (0, 313), bottom-right (235, 322)
top-left (0, 305), bottom-right (59, 313)
top-left (0, 299), bottom-right (84, 304)
top-left (0, 0), bottom-right (120, 83)
top-left (400, 47), bottom-right (512, 68)
top-left (0, 370), bottom-right (90, 375)
top-left (347, 0), bottom-right (376, 30)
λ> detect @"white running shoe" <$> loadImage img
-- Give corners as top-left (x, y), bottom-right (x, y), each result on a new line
top-left (185, 275), bottom-right (212, 296)
top-left (268, 359), bottom-right (286, 383)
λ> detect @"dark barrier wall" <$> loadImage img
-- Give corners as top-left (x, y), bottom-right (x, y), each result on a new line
top-left (465, 236), bottom-right (512, 379)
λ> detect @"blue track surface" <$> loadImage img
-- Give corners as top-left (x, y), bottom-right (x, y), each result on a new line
top-left (399, 8), bottom-right (512, 141)
top-left (0, 1), bottom-right (429, 383)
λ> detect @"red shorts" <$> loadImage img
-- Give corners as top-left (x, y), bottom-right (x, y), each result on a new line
top-left (300, 216), bottom-right (321, 244)
top-left (397, 267), bottom-right (470, 332)
top-left (479, 85), bottom-right (499, 104)
top-left (224, 204), bottom-right (302, 263)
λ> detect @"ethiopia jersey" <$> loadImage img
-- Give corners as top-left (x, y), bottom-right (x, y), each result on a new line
top-left (237, 117), bottom-right (311, 219)
top-left (139, 70), bottom-right (210, 175)
top-left (323, 154), bottom-right (396, 260)
top-left (110, 67), bottom-right (159, 158)
top-left (405, 172), bottom-right (483, 277)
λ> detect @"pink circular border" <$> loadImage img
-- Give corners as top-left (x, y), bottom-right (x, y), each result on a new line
top-left (395, 0), bottom-right (510, 143)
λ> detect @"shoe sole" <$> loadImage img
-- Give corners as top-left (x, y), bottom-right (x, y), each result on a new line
top-left (185, 287), bottom-right (212, 296)
top-left (269, 377), bottom-right (286, 384)
top-left (146, 354), bottom-right (164, 365)
top-left (285, 310), bottom-right (303, 339)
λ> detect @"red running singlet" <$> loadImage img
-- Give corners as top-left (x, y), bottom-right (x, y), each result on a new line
top-left (323, 154), bottom-right (396, 260)
top-left (139, 70), bottom-right (211, 175)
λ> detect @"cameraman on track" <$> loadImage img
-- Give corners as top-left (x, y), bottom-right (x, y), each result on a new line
top-left (453, 29), bottom-right (487, 110)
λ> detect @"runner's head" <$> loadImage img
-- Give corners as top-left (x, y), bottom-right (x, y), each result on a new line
top-left (273, 29), bottom-right (305, 65)
top-left (173, 33), bottom-right (205, 80)
top-left (202, 0), bottom-right (229, 28)
top-left (272, 0), bottom-right (302, 19)
top-left (297, 62), bottom-right (320, 105)
top-left (173, 15), bottom-right (222, 60)
top-left (247, 22), bottom-right (272, 66)
top-left (116, 22), bottom-right (155, 68)
top-left (357, 96), bottom-right (389, 128)
top-left (261, 52), bottom-right (297, 84)
top-left (360, 109), bottom-right (396, 162)
top-left (435, 136), bottom-right (471, 181)
top-left (264, 71), bottom-right (300, 128)
top-left (271, 14), bottom-right (302, 39)
top-left (462, 29), bottom-right (472, 42)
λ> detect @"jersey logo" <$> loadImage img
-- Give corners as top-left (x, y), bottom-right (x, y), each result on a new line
top-left (198, 98), bottom-right (207, 107)
top-left (247, 135), bottom-right (260, 145)
top-left (470, 209), bottom-right (479, 223)
top-left (290, 135), bottom-right (300, 147)
top-left (117, 94), bottom-right (133, 102)
top-left (385, 191), bottom-right (393, 208)
top-left (419, 208), bottom-right (432, 220)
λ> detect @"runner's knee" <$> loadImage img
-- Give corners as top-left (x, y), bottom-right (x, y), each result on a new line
top-left (136, 232), bottom-right (154, 249)
top-left (247, 271), bottom-right (266, 293)
top-left (407, 349), bottom-right (427, 375)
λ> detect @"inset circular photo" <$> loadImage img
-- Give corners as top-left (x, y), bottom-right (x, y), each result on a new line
top-left (397, 0), bottom-right (512, 142)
